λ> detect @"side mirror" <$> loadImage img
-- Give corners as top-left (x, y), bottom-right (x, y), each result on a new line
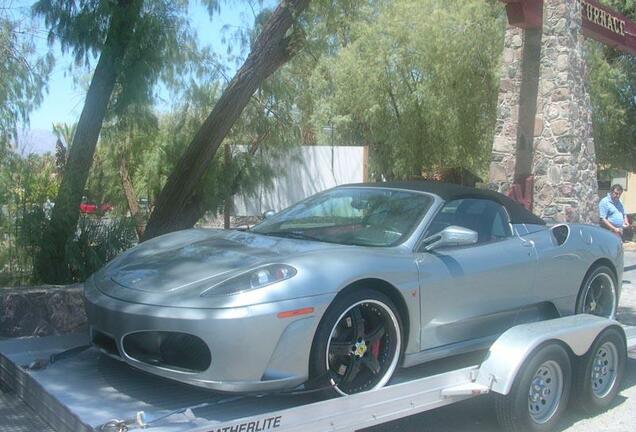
top-left (421, 225), bottom-right (478, 251)
top-left (262, 209), bottom-right (276, 219)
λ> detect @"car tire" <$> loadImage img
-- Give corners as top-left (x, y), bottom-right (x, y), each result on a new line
top-left (575, 265), bottom-right (618, 319)
top-left (495, 343), bottom-right (572, 432)
top-left (573, 327), bottom-right (626, 413)
top-left (308, 288), bottom-right (402, 396)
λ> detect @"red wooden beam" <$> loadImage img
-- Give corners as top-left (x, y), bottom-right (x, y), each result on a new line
top-left (499, 1), bottom-right (636, 56)
top-left (580, 0), bottom-right (636, 56)
top-left (501, 0), bottom-right (543, 29)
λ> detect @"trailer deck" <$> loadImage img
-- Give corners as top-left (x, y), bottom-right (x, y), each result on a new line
top-left (1, 323), bottom-right (635, 432)
top-left (0, 333), bottom-right (485, 432)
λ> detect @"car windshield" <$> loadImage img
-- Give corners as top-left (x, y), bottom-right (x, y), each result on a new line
top-left (251, 188), bottom-right (433, 247)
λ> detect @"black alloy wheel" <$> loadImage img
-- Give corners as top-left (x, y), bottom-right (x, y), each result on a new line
top-left (576, 266), bottom-right (618, 319)
top-left (309, 289), bottom-right (402, 396)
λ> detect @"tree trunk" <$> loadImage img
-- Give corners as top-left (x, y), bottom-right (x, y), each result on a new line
top-left (142, 0), bottom-right (311, 241)
top-left (177, 130), bottom-right (272, 231)
top-left (36, 0), bottom-right (143, 283)
top-left (223, 143), bottom-right (232, 229)
top-left (119, 154), bottom-right (145, 239)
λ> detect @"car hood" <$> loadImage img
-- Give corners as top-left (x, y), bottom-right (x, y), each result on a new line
top-left (104, 228), bottom-right (335, 294)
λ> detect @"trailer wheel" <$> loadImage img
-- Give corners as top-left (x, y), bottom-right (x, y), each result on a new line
top-left (308, 288), bottom-right (402, 396)
top-left (573, 327), bottom-right (626, 413)
top-left (495, 343), bottom-right (572, 432)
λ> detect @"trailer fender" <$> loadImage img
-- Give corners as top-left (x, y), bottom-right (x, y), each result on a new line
top-left (475, 314), bottom-right (623, 395)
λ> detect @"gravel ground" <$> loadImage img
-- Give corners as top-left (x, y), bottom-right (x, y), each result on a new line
top-left (368, 251), bottom-right (636, 432)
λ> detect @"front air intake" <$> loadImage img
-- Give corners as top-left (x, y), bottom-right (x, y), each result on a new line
top-left (122, 331), bottom-right (211, 373)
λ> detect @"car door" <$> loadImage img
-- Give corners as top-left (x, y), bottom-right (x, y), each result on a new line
top-left (415, 198), bottom-right (538, 350)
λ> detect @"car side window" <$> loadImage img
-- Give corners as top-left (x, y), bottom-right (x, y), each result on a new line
top-left (425, 198), bottom-right (512, 244)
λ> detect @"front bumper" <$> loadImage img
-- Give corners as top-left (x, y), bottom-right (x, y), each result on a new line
top-left (84, 277), bottom-right (333, 393)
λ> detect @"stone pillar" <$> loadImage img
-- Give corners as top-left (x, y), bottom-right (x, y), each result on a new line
top-left (489, 0), bottom-right (599, 223)
top-left (489, 25), bottom-right (525, 195)
top-left (532, 0), bottom-right (598, 223)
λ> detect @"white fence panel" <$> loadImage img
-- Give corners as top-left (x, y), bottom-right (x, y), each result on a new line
top-left (233, 146), bottom-right (367, 216)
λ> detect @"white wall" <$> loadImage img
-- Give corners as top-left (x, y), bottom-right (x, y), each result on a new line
top-left (233, 146), bottom-right (367, 216)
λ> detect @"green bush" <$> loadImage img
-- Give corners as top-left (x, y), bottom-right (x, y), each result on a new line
top-left (64, 216), bottom-right (138, 282)
top-left (1, 209), bottom-right (137, 285)
top-left (1, 148), bottom-right (141, 285)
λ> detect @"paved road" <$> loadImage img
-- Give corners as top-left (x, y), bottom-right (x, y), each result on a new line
top-left (368, 252), bottom-right (636, 432)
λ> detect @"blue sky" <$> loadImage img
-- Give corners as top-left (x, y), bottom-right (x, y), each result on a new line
top-left (18, 0), bottom-right (277, 154)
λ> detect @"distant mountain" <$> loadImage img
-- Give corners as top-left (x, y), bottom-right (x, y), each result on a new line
top-left (13, 129), bottom-right (58, 156)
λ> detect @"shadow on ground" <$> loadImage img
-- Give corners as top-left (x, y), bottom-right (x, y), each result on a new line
top-left (617, 305), bottom-right (636, 326)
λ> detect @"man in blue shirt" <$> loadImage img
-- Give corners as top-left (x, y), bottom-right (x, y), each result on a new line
top-left (599, 184), bottom-right (630, 238)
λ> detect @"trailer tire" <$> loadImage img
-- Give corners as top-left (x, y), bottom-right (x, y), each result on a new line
top-left (573, 327), bottom-right (626, 413)
top-left (495, 343), bottom-right (572, 432)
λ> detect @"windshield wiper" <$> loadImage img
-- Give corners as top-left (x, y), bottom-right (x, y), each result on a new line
top-left (261, 231), bottom-right (323, 242)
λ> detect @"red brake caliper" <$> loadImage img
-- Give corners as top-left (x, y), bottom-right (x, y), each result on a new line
top-left (370, 339), bottom-right (381, 358)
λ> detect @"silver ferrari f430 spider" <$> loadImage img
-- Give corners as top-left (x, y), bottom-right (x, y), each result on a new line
top-left (85, 182), bottom-right (623, 395)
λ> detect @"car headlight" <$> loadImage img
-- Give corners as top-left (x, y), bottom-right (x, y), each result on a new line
top-left (200, 264), bottom-right (297, 297)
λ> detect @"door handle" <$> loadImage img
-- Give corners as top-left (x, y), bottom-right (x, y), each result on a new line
top-left (521, 239), bottom-right (535, 248)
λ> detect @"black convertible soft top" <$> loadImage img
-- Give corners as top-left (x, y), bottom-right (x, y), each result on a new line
top-left (345, 181), bottom-right (546, 226)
